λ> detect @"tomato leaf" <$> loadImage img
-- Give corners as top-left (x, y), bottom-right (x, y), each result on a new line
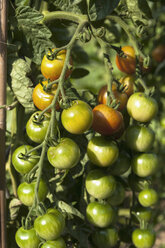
top-left (51, 0), bottom-right (87, 15)
top-left (87, 0), bottom-right (120, 21)
top-left (71, 68), bottom-right (89, 79)
top-left (9, 198), bottom-right (22, 221)
top-left (57, 200), bottom-right (85, 220)
top-left (10, 58), bottom-right (35, 110)
top-left (16, 6), bottom-right (54, 64)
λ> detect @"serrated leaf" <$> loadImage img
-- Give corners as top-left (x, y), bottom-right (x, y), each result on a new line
top-left (51, 0), bottom-right (86, 14)
top-left (71, 68), bottom-right (89, 79)
top-left (16, 6), bottom-right (54, 64)
top-left (57, 200), bottom-right (85, 220)
top-left (10, 58), bottom-right (35, 109)
top-left (87, 0), bottom-right (120, 21)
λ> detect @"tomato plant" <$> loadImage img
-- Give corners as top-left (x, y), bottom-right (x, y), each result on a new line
top-left (132, 206), bottom-right (152, 223)
top-left (15, 227), bottom-right (40, 248)
top-left (41, 49), bottom-right (72, 81)
top-left (87, 136), bottom-right (119, 167)
top-left (138, 188), bottom-right (158, 207)
top-left (132, 229), bottom-right (156, 248)
top-left (12, 145), bottom-right (39, 175)
top-left (92, 104), bottom-right (124, 135)
top-left (40, 237), bottom-right (66, 248)
top-left (116, 46), bottom-right (136, 74)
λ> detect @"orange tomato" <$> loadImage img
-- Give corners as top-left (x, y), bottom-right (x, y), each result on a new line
top-left (116, 46), bottom-right (136, 74)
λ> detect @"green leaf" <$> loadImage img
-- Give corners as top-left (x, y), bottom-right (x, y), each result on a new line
top-left (9, 198), bottom-right (22, 221)
top-left (57, 200), bottom-right (85, 220)
top-left (71, 68), bottom-right (89, 79)
top-left (52, 0), bottom-right (87, 14)
top-left (10, 58), bottom-right (35, 110)
top-left (16, 6), bottom-right (54, 64)
top-left (15, 0), bottom-right (30, 6)
top-left (87, 0), bottom-right (120, 21)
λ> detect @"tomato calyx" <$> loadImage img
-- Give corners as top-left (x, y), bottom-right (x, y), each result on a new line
top-left (111, 45), bottom-right (126, 58)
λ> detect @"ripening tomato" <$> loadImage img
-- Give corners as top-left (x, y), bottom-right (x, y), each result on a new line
top-left (92, 228), bottom-right (119, 248)
top-left (127, 92), bottom-right (158, 122)
top-left (132, 153), bottom-right (158, 177)
top-left (138, 188), bottom-right (158, 207)
top-left (125, 125), bottom-right (155, 152)
top-left (26, 111), bottom-right (57, 144)
top-left (17, 179), bottom-right (48, 206)
top-left (132, 229), bottom-right (156, 248)
top-left (32, 81), bottom-right (60, 111)
top-left (87, 136), bottom-right (119, 167)
top-left (85, 169), bottom-right (116, 199)
top-left (40, 237), bottom-right (66, 248)
top-left (86, 201), bottom-right (116, 228)
top-left (107, 182), bottom-right (125, 206)
top-left (47, 138), bottom-right (80, 169)
top-left (41, 49), bottom-right (72, 81)
top-left (92, 104), bottom-right (124, 135)
top-left (61, 100), bottom-right (93, 134)
top-left (119, 75), bottom-right (134, 97)
top-left (116, 46), bottom-right (136, 74)
top-left (152, 44), bottom-right (165, 63)
top-left (34, 208), bottom-right (65, 240)
top-left (98, 84), bottom-right (128, 111)
top-left (15, 227), bottom-right (40, 248)
top-left (12, 145), bottom-right (39, 175)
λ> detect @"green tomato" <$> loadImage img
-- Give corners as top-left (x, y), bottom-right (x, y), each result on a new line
top-left (87, 136), bottom-right (119, 167)
top-left (132, 206), bottom-right (152, 223)
top-left (15, 227), bottom-right (40, 248)
top-left (132, 153), bottom-right (158, 177)
top-left (92, 228), bottom-right (118, 248)
top-left (12, 145), bottom-right (39, 175)
top-left (107, 182), bottom-right (125, 206)
top-left (40, 237), bottom-right (66, 248)
top-left (127, 92), bottom-right (158, 122)
top-left (125, 125), bottom-right (155, 152)
top-left (128, 174), bottom-right (152, 192)
top-left (61, 100), bottom-right (93, 134)
top-left (47, 138), bottom-right (80, 169)
top-left (86, 201), bottom-right (116, 228)
top-left (132, 229), bottom-right (156, 248)
top-left (17, 179), bottom-right (48, 207)
top-left (85, 169), bottom-right (116, 199)
top-left (34, 208), bottom-right (65, 240)
top-left (26, 111), bottom-right (56, 144)
top-left (138, 188), bottom-right (158, 207)
top-left (108, 151), bottom-right (131, 176)
top-left (160, 117), bottom-right (165, 128)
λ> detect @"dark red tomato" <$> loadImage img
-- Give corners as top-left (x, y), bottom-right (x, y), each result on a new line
top-left (40, 237), bottom-right (66, 248)
top-left (26, 111), bottom-right (57, 144)
top-left (119, 75), bottom-right (134, 97)
top-left (47, 138), bottom-right (80, 169)
top-left (86, 201), bottom-right (116, 228)
top-left (98, 84), bottom-right (128, 111)
top-left (41, 49), bottom-right (72, 81)
top-left (116, 46), bottom-right (136, 74)
top-left (132, 153), bottom-right (158, 177)
top-left (12, 145), bottom-right (39, 175)
top-left (152, 44), bottom-right (165, 63)
top-left (87, 136), bottom-right (119, 167)
top-left (92, 228), bottom-right (118, 248)
top-left (92, 104), bottom-right (124, 135)
top-left (85, 169), bottom-right (116, 199)
top-left (127, 92), bottom-right (158, 122)
top-left (61, 100), bottom-right (93, 134)
top-left (138, 188), bottom-right (158, 207)
top-left (132, 229), bottom-right (156, 248)
top-left (107, 182), bottom-right (125, 206)
top-left (125, 125), bottom-right (155, 152)
top-left (32, 81), bottom-right (60, 111)
top-left (34, 208), bottom-right (65, 240)
top-left (15, 227), bottom-right (40, 248)
top-left (17, 179), bottom-right (48, 206)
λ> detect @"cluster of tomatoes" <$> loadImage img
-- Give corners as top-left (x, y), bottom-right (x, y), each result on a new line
top-left (12, 45), bottom-right (159, 248)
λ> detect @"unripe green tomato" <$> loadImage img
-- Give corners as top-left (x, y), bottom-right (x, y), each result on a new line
top-left (86, 201), bottom-right (116, 228)
top-left (127, 92), bottom-right (158, 122)
top-left (131, 206), bottom-right (152, 223)
top-left (47, 138), bottom-right (80, 169)
top-left (85, 169), bottom-right (116, 199)
top-left (15, 227), bottom-right (40, 248)
top-left (40, 237), bottom-right (66, 248)
top-left (138, 188), bottom-right (158, 207)
top-left (17, 179), bottom-right (48, 207)
top-left (160, 117), bottom-right (165, 128)
top-left (128, 174), bottom-right (152, 192)
top-left (132, 229), bottom-right (156, 248)
top-left (87, 136), bottom-right (119, 167)
top-left (107, 182), bottom-right (125, 206)
top-left (125, 125), bottom-right (155, 152)
top-left (108, 151), bottom-right (131, 176)
top-left (132, 153), bottom-right (158, 177)
top-left (92, 228), bottom-right (119, 248)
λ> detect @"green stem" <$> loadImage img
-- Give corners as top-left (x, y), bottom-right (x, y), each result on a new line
top-left (26, 143), bottom-right (43, 155)
top-left (136, 77), bottom-right (150, 94)
top-left (42, 10), bottom-right (87, 24)
top-left (108, 15), bottom-right (146, 59)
